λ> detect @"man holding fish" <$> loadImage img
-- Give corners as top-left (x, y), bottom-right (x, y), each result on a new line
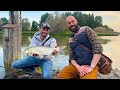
top-left (12, 22), bottom-right (59, 79)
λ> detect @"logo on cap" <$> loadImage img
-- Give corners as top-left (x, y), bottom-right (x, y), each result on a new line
top-left (41, 22), bottom-right (50, 29)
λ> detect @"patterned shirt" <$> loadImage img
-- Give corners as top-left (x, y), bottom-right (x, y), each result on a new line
top-left (69, 26), bottom-right (103, 61)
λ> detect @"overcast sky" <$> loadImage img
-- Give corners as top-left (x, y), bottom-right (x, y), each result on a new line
top-left (0, 11), bottom-right (120, 32)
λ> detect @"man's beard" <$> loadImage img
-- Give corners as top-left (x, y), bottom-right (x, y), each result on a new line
top-left (69, 25), bottom-right (78, 33)
top-left (41, 32), bottom-right (48, 38)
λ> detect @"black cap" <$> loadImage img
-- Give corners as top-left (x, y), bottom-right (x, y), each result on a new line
top-left (39, 22), bottom-right (50, 29)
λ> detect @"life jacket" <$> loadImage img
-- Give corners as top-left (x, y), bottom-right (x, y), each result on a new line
top-left (69, 29), bottom-right (93, 65)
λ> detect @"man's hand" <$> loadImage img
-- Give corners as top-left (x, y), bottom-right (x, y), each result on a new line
top-left (78, 65), bottom-right (94, 76)
top-left (83, 65), bottom-right (94, 73)
top-left (69, 38), bottom-right (74, 42)
top-left (76, 65), bottom-right (89, 76)
top-left (71, 60), bottom-right (94, 77)
top-left (52, 49), bottom-right (59, 55)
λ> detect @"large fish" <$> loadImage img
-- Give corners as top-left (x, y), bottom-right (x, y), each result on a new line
top-left (22, 46), bottom-right (60, 59)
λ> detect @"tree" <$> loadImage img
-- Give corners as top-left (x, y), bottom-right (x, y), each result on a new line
top-left (40, 13), bottom-right (50, 24)
top-left (72, 11), bottom-right (86, 27)
top-left (103, 25), bottom-right (109, 29)
top-left (0, 17), bottom-right (9, 31)
top-left (88, 13), bottom-right (95, 28)
top-left (94, 16), bottom-right (103, 27)
top-left (31, 20), bottom-right (38, 31)
top-left (22, 18), bottom-right (31, 31)
top-left (64, 12), bottom-right (72, 18)
top-left (46, 12), bottom-right (66, 33)
top-left (103, 25), bottom-right (114, 32)
top-left (0, 20), bottom-right (2, 31)
top-left (1, 17), bottom-right (8, 25)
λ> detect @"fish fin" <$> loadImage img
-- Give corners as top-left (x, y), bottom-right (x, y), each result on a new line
top-left (59, 46), bottom-right (67, 50)
top-left (57, 46), bottom-right (67, 55)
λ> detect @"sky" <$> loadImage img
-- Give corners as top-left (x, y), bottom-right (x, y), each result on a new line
top-left (0, 11), bottom-right (120, 32)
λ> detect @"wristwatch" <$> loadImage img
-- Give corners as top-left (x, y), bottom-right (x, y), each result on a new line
top-left (90, 64), bottom-right (95, 68)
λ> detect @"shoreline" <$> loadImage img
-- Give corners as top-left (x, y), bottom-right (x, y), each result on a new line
top-left (3, 68), bottom-right (120, 79)
top-left (97, 68), bottom-right (120, 79)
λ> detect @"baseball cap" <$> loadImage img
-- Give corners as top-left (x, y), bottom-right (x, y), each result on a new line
top-left (39, 22), bottom-right (51, 29)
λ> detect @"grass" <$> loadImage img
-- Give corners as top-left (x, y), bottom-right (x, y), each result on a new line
top-left (97, 33), bottom-right (119, 36)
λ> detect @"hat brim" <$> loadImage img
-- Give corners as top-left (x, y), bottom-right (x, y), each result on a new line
top-left (42, 26), bottom-right (50, 29)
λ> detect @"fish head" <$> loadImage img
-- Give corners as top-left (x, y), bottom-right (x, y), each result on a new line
top-left (23, 48), bottom-right (33, 55)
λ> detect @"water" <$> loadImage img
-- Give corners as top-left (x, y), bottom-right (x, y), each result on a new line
top-left (52, 55), bottom-right (69, 70)
top-left (0, 48), bottom-right (5, 79)
top-left (99, 36), bottom-right (120, 70)
top-left (1, 35), bottom-right (120, 79)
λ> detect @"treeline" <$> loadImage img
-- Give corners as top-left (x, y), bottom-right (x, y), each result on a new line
top-left (0, 17), bottom-right (9, 31)
top-left (0, 11), bottom-right (114, 33)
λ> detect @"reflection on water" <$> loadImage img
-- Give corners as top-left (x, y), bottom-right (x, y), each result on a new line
top-left (0, 34), bottom-right (120, 78)
top-left (99, 36), bottom-right (120, 70)
top-left (100, 38), bottom-right (111, 44)
top-left (52, 55), bottom-right (69, 70)
top-left (0, 48), bottom-right (5, 79)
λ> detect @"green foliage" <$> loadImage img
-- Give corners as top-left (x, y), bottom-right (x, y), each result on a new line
top-left (103, 25), bottom-right (114, 32)
top-left (22, 18), bottom-right (31, 31)
top-left (25, 11), bottom-right (115, 35)
top-left (31, 21), bottom-right (39, 31)
top-left (50, 28), bottom-right (71, 36)
top-left (73, 12), bottom-right (86, 26)
top-left (71, 12), bottom-right (103, 29)
top-left (40, 13), bottom-right (50, 24)
top-left (46, 12), bottom-right (66, 33)
top-left (94, 27), bottom-right (106, 33)
top-left (0, 11), bottom-right (113, 34)
top-left (94, 16), bottom-right (103, 27)
top-left (94, 27), bottom-right (114, 33)
top-left (93, 27), bottom-right (119, 36)
top-left (1, 17), bottom-right (8, 25)
top-left (0, 17), bottom-right (9, 31)
top-left (88, 13), bottom-right (95, 28)
top-left (97, 33), bottom-right (119, 36)
top-left (64, 12), bottom-right (72, 18)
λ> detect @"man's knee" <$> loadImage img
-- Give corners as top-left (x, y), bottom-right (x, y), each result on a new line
top-left (11, 60), bottom-right (22, 69)
top-left (11, 61), bottom-right (18, 68)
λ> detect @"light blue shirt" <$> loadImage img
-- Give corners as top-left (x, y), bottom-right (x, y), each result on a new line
top-left (30, 31), bottom-right (57, 48)
top-left (29, 31), bottom-right (57, 60)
